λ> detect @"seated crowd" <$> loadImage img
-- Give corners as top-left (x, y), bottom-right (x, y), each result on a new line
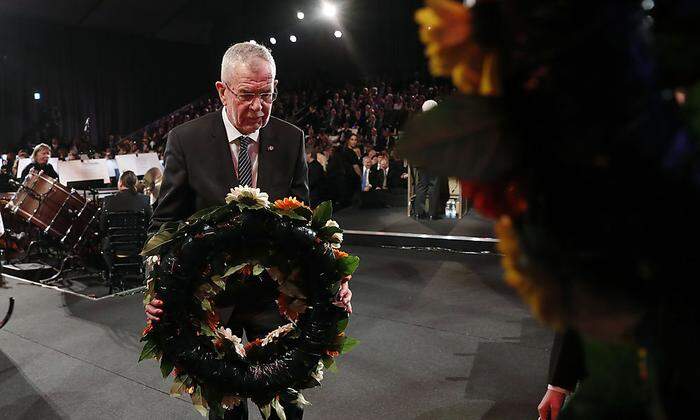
top-left (1, 79), bottom-right (451, 211)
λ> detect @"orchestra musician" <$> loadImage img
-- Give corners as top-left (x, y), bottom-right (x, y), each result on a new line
top-left (20, 143), bottom-right (59, 180)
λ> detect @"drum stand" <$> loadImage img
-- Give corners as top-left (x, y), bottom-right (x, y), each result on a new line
top-left (40, 254), bottom-right (104, 285)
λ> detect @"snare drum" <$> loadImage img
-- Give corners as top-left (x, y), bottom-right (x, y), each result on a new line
top-left (6, 171), bottom-right (99, 250)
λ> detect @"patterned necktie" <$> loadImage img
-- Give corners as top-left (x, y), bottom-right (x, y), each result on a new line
top-left (237, 136), bottom-right (252, 187)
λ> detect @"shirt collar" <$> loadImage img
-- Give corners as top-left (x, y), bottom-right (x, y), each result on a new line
top-left (222, 107), bottom-right (260, 143)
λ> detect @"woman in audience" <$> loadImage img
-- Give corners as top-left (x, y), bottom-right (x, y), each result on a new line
top-left (142, 167), bottom-right (163, 209)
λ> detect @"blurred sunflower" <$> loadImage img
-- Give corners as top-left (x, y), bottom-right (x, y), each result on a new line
top-left (495, 216), bottom-right (565, 328)
top-left (415, 0), bottom-right (500, 95)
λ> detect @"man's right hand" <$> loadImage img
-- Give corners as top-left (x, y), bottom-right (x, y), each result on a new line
top-left (537, 388), bottom-right (566, 420)
top-left (145, 298), bottom-right (164, 322)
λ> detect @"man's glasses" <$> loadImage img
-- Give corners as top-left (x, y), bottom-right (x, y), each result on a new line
top-left (223, 82), bottom-right (278, 104)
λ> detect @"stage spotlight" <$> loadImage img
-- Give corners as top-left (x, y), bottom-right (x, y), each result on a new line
top-left (641, 0), bottom-right (654, 11)
top-left (33, 92), bottom-right (41, 100)
top-left (334, 30), bottom-right (342, 38)
top-left (297, 11), bottom-right (305, 20)
top-left (290, 35), bottom-right (297, 43)
top-left (270, 37), bottom-right (277, 45)
top-left (321, 2), bottom-right (338, 19)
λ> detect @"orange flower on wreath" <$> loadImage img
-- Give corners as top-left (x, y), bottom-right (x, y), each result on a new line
top-left (244, 338), bottom-right (263, 351)
top-left (274, 197), bottom-right (307, 212)
top-left (415, 0), bottom-right (500, 96)
top-left (333, 249), bottom-right (349, 259)
top-left (277, 293), bottom-right (300, 322)
top-left (326, 350), bottom-right (340, 358)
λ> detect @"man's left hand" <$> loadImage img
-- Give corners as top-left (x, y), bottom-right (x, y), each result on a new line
top-left (333, 275), bottom-right (353, 314)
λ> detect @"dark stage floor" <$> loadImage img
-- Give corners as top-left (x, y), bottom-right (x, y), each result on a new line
top-left (335, 206), bottom-right (496, 238)
top-left (0, 245), bottom-right (553, 419)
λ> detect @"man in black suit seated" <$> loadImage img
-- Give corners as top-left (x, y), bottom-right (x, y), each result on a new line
top-left (144, 42), bottom-right (352, 420)
top-left (306, 148), bottom-right (325, 208)
top-left (369, 156), bottom-right (391, 191)
top-left (100, 170), bottom-right (152, 267)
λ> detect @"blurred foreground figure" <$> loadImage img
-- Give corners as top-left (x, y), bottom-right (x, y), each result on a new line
top-left (403, 1), bottom-right (700, 418)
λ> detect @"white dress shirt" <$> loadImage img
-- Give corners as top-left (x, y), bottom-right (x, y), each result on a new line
top-left (222, 107), bottom-right (260, 188)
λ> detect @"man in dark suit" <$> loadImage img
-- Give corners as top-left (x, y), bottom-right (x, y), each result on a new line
top-left (100, 171), bottom-right (152, 268)
top-left (145, 42), bottom-right (352, 420)
top-left (537, 330), bottom-right (586, 420)
top-left (369, 157), bottom-right (390, 190)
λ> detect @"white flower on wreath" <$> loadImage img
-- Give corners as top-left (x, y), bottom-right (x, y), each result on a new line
top-left (261, 323), bottom-right (295, 346)
top-left (324, 219), bottom-right (343, 248)
top-left (311, 360), bottom-right (324, 383)
top-left (217, 326), bottom-right (246, 358)
top-left (225, 185), bottom-right (270, 209)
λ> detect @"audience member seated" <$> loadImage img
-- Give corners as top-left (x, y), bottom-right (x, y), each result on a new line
top-left (306, 149), bottom-right (325, 208)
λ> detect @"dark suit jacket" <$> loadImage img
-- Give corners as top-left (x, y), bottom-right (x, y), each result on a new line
top-left (369, 168), bottom-right (388, 189)
top-left (307, 159), bottom-right (325, 208)
top-left (549, 329), bottom-right (587, 391)
top-left (151, 110), bottom-right (309, 230)
top-left (21, 162), bottom-right (59, 181)
top-left (100, 190), bottom-right (152, 230)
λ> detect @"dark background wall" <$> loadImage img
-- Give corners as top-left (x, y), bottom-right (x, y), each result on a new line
top-left (0, 0), bottom-right (427, 150)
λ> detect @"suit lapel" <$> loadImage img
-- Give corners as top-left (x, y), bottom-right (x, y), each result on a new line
top-left (257, 121), bottom-right (281, 192)
top-left (211, 110), bottom-right (237, 191)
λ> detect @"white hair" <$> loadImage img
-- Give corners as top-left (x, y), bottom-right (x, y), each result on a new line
top-left (422, 100), bottom-right (438, 112)
top-left (221, 42), bottom-right (276, 82)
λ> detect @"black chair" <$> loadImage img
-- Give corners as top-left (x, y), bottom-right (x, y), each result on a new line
top-left (101, 210), bottom-right (148, 293)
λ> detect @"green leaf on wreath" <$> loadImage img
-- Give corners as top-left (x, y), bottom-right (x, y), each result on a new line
top-left (294, 205), bottom-right (313, 221)
top-left (311, 201), bottom-right (333, 229)
top-left (140, 230), bottom-right (175, 256)
top-left (337, 255), bottom-right (360, 276)
top-left (200, 322), bottom-right (216, 337)
top-left (211, 275), bottom-right (226, 290)
top-left (170, 378), bottom-right (187, 396)
top-left (201, 298), bottom-right (212, 312)
top-left (336, 318), bottom-right (349, 333)
top-left (252, 264), bottom-right (265, 276)
top-left (322, 357), bottom-right (338, 372)
top-left (341, 336), bottom-right (360, 354)
top-left (222, 263), bottom-right (248, 278)
top-left (292, 391), bottom-right (311, 408)
top-left (277, 209), bottom-right (307, 221)
top-left (138, 338), bottom-right (159, 362)
top-left (260, 402), bottom-right (272, 420)
top-left (187, 205), bottom-right (220, 222)
top-left (160, 358), bottom-right (174, 378)
top-left (271, 398), bottom-right (287, 420)
top-left (191, 385), bottom-right (208, 417)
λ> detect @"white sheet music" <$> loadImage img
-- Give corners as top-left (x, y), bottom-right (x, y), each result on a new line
top-left (115, 153), bottom-right (163, 176)
top-left (57, 159), bottom-right (111, 184)
top-left (17, 158), bottom-right (60, 181)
